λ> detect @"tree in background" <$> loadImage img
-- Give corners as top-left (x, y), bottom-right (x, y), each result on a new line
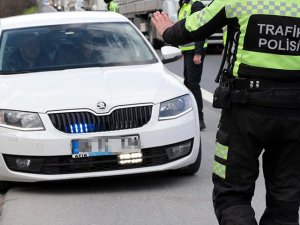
top-left (0, 0), bottom-right (37, 18)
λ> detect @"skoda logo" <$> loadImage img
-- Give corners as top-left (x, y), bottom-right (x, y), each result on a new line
top-left (96, 101), bottom-right (106, 110)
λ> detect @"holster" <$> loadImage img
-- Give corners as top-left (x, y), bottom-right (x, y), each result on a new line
top-left (213, 79), bottom-right (231, 109)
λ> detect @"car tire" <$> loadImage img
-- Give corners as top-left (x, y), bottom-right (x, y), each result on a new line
top-left (168, 140), bottom-right (202, 176)
top-left (0, 181), bottom-right (11, 193)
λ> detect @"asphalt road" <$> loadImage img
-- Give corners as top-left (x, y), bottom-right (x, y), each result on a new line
top-left (166, 52), bottom-right (221, 92)
top-left (0, 54), bottom-right (267, 225)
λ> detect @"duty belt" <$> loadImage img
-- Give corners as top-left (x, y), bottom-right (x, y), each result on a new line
top-left (232, 78), bottom-right (300, 91)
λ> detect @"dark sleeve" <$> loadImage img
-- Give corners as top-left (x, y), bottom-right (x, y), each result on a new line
top-left (162, 1), bottom-right (227, 46)
top-left (192, 1), bottom-right (206, 55)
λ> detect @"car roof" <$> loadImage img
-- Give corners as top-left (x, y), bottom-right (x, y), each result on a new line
top-left (0, 11), bottom-right (129, 30)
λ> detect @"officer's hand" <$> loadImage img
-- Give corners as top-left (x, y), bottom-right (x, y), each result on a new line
top-left (193, 54), bottom-right (202, 65)
top-left (151, 11), bottom-right (173, 36)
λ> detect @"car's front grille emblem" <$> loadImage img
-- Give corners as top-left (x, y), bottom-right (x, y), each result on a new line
top-left (96, 101), bottom-right (106, 110)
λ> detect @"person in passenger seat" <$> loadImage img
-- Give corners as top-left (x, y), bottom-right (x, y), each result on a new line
top-left (78, 34), bottom-right (103, 64)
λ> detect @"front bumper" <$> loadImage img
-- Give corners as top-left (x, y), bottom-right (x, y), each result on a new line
top-left (0, 105), bottom-right (200, 182)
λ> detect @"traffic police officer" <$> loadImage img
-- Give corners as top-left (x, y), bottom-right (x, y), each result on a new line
top-left (104, 0), bottom-right (119, 13)
top-left (152, 0), bottom-right (300, 224)
top-left (178, 0), bottom-right (207, 130)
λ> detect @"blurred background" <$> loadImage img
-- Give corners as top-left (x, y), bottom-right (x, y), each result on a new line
top-left (0, 0), bottom-right (223, 52)
top-left (0, 0), bottom-right (38, 17)
top-left (0, 0), bottom-right (107, 17)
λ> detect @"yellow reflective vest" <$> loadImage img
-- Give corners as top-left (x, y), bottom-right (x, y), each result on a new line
top-left (108, 1), bottom-right (119, 13)
top-left (178, 0), bottom-right (207, 51)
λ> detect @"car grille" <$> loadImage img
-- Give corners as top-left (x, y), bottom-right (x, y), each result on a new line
top-left (3, 139), bottom-right (193, 175)
top-left (48, 105), bottom-right (153, 133)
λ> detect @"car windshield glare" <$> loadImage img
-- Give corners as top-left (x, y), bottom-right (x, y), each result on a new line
top-left (0, 22), bottom-right (157, 74)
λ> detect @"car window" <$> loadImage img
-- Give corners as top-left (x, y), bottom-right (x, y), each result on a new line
top-left (0, 22), bottom-right (158, 74)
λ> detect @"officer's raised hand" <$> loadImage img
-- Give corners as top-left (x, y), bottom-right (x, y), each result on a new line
top-left (151, 11), bottom-right (173, 37)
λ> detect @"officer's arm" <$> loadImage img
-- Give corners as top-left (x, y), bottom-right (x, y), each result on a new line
top-left (192, 1), bottom-right (206, 55)
top-left (162, 0), bottom-right (227, 46)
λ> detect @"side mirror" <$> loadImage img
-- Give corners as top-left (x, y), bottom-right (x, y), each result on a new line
top-left (161, 46), bottom-right (182, 64)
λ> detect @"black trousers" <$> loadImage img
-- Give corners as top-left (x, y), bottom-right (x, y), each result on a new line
top-left (213, 103), bottom-right (300, 225)
top-left (182, 50), bottom-right (206, 121)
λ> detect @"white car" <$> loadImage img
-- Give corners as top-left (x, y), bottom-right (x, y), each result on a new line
top-left (0, 11), bottom-right (201, 191)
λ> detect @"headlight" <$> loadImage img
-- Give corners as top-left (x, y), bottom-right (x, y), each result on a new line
top-left (0, 110), bottom-right (44, 131)
top-left (159, 95), bottom-right (192, 120)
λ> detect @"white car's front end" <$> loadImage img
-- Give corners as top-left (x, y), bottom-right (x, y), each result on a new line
top-left (0, 11), bottom-right (200, 187)
top-left (0, 64), bottom-right (200, 183)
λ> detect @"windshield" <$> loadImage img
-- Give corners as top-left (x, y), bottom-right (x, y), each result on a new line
top-left (0, 22), bottom-right (158, 74)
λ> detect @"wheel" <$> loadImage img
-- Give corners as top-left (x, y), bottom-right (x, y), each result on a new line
top-left (169, 140), bottom-right (202, 176)
top-left (0, 181), bottom-right (11, 193)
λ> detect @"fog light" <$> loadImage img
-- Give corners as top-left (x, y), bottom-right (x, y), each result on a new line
top-left (118, 152), bottom-right (143, 165)
top-left (165, 141), bottom-right (192, 160)
top-left (4, 155), bottom-right (43, 173)
top-left (16, 159), bottom-right (31, 169)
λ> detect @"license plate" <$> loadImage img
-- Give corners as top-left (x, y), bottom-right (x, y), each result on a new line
top-left (71, 135), bottom-right (141, 158)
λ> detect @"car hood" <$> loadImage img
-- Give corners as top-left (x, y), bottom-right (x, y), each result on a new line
top-left (0, 64), bottom-right (187, 113)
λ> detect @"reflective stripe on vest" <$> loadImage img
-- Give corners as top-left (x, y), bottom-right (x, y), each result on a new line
top-left (179, 42), bottom-right (197, 51)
